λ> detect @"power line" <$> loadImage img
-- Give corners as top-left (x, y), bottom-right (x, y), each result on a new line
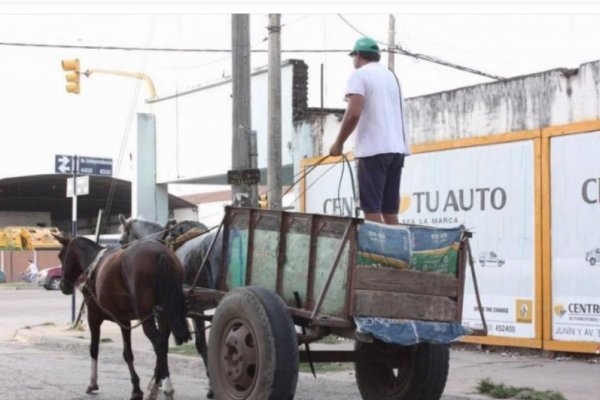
top-left (336, 14), bottom-right (505, 80)
top-left (0, 33), bottom-right (505, 80)
top-left (0, 40), bottom-right (350, 53)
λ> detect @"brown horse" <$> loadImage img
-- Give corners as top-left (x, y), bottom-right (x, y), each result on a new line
top-left (52, 234), bottom-right (191, 400)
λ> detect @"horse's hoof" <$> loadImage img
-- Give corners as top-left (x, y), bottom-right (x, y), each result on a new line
top-left (206, 388), bottom-right (214, 399)
top-left (86, 384), bottom-right (99, 394)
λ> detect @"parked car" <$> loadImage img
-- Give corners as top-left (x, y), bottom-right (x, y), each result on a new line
top-left (37, 266), bottom-right (62, 290)
top-left (585, 248), bottom-right (600, 266)
top-left (82, 234), bottom-right (121, 250)
top-left (479, 251), bottom-right (505, 267)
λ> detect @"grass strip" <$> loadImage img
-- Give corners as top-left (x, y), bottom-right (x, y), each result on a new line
top-left (477, 378), bottom-right (566, 400)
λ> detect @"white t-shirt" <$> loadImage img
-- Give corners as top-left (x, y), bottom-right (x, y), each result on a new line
top-left (346, 62), bottom-right (409, 158)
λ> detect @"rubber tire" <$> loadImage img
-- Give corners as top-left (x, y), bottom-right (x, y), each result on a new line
top-left (49, 277), bottom-right (61, 290)
top-left (355, 341), bottom-right (450, 400)
top-left (590, 258), bottom-right (596, 266)
top-left (208, 286), bottom-right (298, 400)
top-left (409, 343), bottom-right (450, 400)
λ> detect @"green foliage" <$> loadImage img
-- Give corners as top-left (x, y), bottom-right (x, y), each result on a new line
top-left (169, 342), bottom-right (200, 357)
top-left (477, 378), bottom-right (566, 400)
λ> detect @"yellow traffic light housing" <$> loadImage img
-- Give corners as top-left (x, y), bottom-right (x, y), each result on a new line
top-left (258, 194), bottom-right (268, 209)
top-left (61, 58), bottom-right (80, 94)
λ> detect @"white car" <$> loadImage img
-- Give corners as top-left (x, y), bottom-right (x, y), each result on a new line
top-left (479, 251), bottom-right (505, 267)
top-left (585, 248), bottom-right (600, 266)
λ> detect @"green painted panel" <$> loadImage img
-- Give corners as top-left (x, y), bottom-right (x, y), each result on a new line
top-left (227, 230), bottom-right (248, 289)
top-left (250, 230), bottom-right (279, 291)
top-left (313, 237), bottom-right (350, 317)
top-left (281, 232), bottom-right (310, 306)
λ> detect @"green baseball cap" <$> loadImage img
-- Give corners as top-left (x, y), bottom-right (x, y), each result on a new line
top-left (349, 37), bottom-right (380, 56)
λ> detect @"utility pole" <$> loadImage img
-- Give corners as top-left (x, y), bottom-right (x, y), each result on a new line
top-left (388, 14), bottom-right (396, 71)
top-left (268, 14), bottom-right (282, 210)
top-left (231, 14), bottom-right (257, 207)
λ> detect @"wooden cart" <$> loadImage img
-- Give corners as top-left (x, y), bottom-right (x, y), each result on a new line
top-left (185, 206), bottom-right (485, 400)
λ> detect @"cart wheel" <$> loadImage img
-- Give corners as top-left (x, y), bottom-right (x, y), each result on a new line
top-left (208, 286), bottom-right (298, 400)
top-left (354, 341), bottom-right (449, 400)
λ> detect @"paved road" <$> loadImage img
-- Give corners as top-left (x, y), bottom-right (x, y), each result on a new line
top-left (0, 286), bottom-right (476, 400)
top-left (0, 286), bottom-right (82, 340)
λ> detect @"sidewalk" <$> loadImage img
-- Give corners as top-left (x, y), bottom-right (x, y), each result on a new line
top-left (13, 321), bottom-right (600, 400)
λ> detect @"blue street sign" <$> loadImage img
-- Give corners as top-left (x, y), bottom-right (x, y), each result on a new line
top-left (78, 156), bottom-right (113, 176)
top-left (54, 154), bottom-right (113, 176)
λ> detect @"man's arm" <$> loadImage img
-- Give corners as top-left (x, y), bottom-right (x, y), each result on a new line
top-left (329, 94), bottom-right (364, 156)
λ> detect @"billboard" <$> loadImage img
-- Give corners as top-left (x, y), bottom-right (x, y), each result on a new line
top-left (399, 142), bottom-right (536, 339)
top-left (550, 131), bottom-right (600, 343)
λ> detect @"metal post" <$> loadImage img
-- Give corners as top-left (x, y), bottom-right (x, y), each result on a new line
top-left (71, 155), bottom-right (78, 323)
top-left (388, 14), bottom-right (396, 71)
top-left (268, 13), bottom-right (282, 210)
top-left (94, 209), bottom-right (104, 243)
top-left (231, 14), bottom-right (257, 207)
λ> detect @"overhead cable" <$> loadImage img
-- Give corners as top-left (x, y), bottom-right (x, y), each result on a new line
top-left (0, 41), bottom-right (349, 53)
top-left (336, 14), bottom-right (505, 80)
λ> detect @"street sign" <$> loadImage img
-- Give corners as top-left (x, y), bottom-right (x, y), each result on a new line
top-left (55, 154), bottom-right (73, 173)
top-left (227, 168), bottom-right (260, 185)
top-left (78, 156), bottom-right (113, 176)
top-left (54, 154), bottom-right (113, 176)
top-left (66, 175), bottom-right (89, 197)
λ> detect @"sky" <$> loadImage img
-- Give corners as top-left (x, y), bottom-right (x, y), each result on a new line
top-left (1, 2), bottom-right (600, 196)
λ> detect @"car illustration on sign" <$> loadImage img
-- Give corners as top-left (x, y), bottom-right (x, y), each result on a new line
top-left (479, 251), bottom-right (505, 267)
top-left (585, 248), bottom-right (600, 266)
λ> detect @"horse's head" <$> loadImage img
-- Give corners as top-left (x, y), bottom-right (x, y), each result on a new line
top-left (118, 214), bottom-right (165, 245)
top-left (52, 234), bottom-right (83, 295)
top-left (118, 214), bottom-right (134, 245)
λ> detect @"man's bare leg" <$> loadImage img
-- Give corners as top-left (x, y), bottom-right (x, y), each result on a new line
top-left (364, 213), bottom-right (383, 223)
top-left (383, 213), bottom-right (399, 225)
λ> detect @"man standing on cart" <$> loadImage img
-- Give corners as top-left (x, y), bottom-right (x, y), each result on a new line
top-left (329, 37), bottom-right (410, 225)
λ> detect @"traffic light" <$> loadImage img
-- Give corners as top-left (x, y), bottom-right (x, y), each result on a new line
top-left (61, 58), bottom-right (80, 94)
top-left (258, 193), bottom-right (268, 209)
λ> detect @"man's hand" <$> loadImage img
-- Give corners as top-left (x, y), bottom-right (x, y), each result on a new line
top-left (329, 140), bottom-right (343, 157)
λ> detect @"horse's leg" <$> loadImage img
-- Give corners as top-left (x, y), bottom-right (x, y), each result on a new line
top-left (157, 313), bottom-right (175, 400)
top-left (86, 314), bottom-right (102, 394)
top-left (141, 318), bottom-right (167, 400)
top-left (193, 315), bottom-right (213, 399)
top-left (120, 321), bottom-right (143, 400)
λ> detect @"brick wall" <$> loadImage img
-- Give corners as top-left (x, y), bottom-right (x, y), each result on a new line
top-left (0, 250), bottom-right (59, 282)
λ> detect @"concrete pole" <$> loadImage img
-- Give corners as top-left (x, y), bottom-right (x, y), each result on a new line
top-left (71, 155), bottom-right (78, 322)
top-left (231, 14), bottom-right (257, 207)
top-left (388, 14), bottom-right (396, 71)
top-left (133, 113), bottom-right (169, 224)
top-left (268, 14), bottom-right (282, 210)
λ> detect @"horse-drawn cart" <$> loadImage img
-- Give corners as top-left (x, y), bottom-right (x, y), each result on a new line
top-left (185, 206), bottom-right (484, 400)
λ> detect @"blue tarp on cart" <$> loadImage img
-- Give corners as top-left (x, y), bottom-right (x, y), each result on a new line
top-left (355, 317), bottom-right (468, 346)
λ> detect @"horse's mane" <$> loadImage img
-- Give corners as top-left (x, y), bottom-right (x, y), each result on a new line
top-left (119, 217), bottom-right (163, 233)
top-left (77, 236), bottom-right (104, 251)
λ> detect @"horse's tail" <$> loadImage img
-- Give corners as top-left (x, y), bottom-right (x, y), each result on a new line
top-left (156, 253), bottom-right (192, 345)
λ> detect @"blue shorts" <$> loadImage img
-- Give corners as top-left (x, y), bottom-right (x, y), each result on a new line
top-left (357, 153), bottom-right (405, 214)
